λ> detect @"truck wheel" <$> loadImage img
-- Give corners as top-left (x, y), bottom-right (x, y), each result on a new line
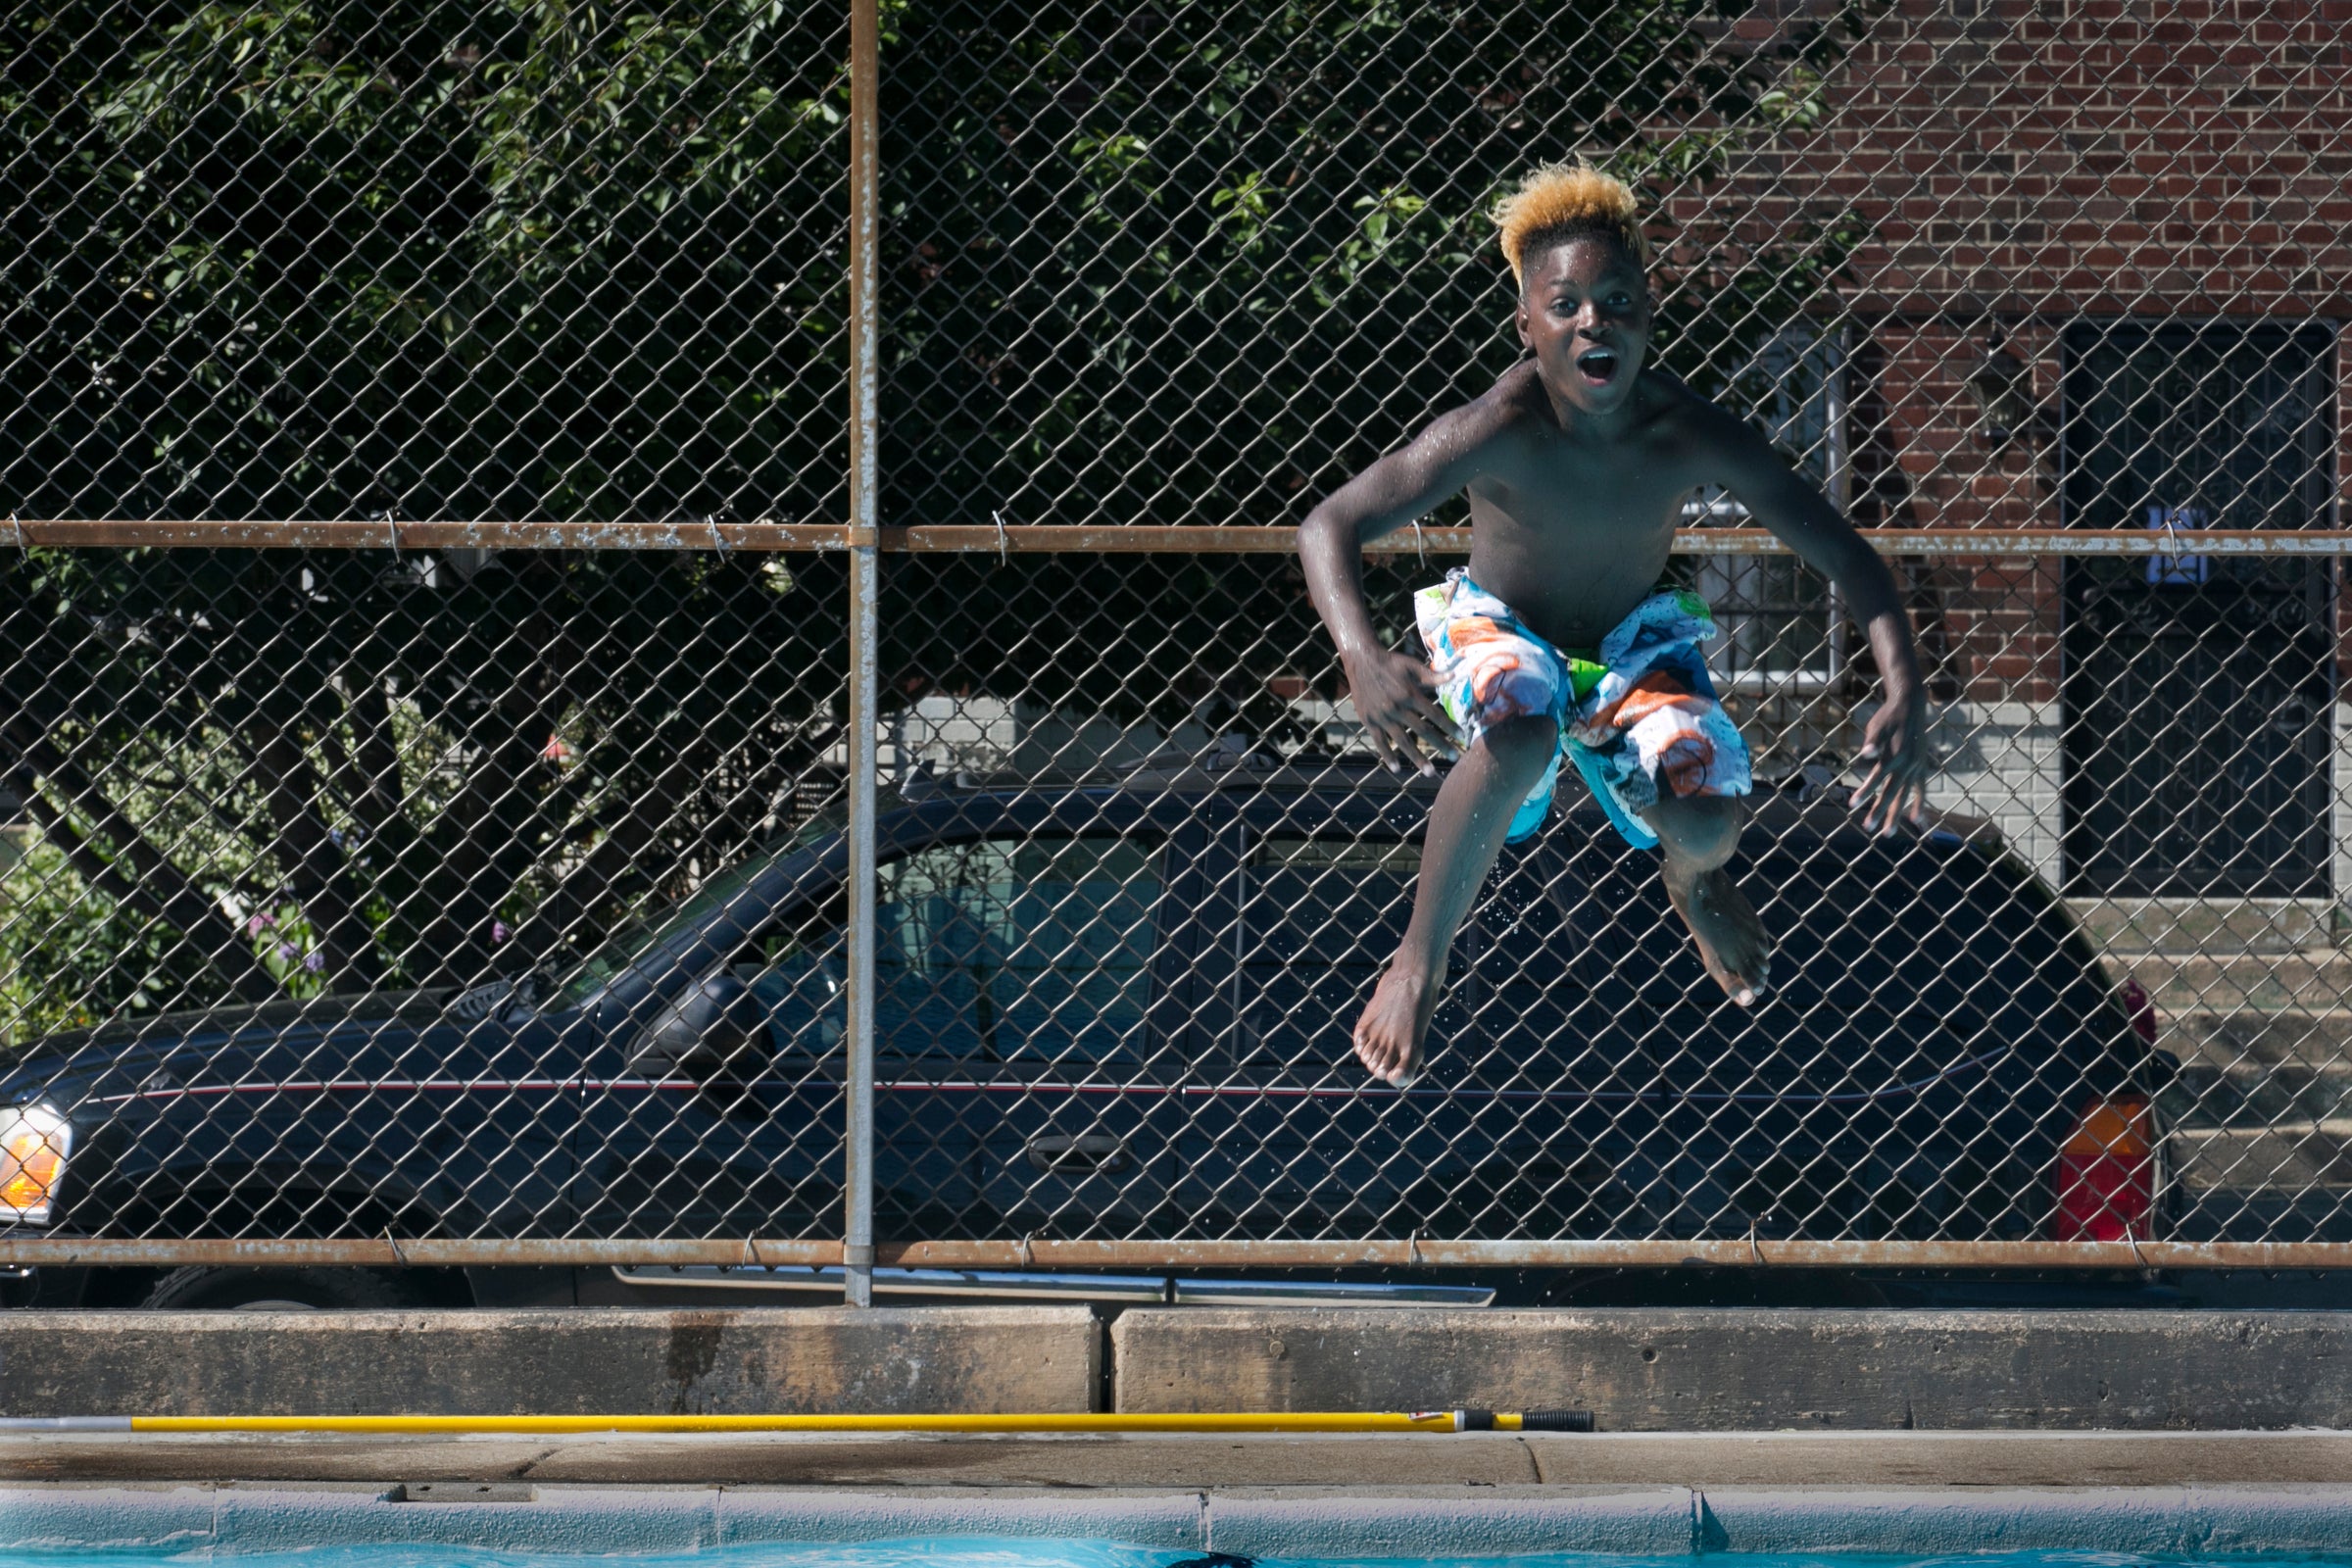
top-left (138, 1266), bottom-right (434, 1311)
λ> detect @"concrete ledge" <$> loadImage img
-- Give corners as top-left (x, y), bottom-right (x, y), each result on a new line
top-left (1200, 1488), bottom-right (1695, 1556)
top-left (12, 1481), bottom-right (2352, 1556)
top-left (1113, 1307), bottom-right (2352, 1429)
top-left (1696, 1487), bottom-right (2352, 1555)
top-left (18, 1304), bottom-right (2352, 1434)
top-left (0, 1487), bottom-right (1213, 1555)
top-left (211, 1486), bottom-right (1215, 1554)
top-left (0, 1308), bottom-right (1099, 1418)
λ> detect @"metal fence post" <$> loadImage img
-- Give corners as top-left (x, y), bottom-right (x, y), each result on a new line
top-left (841, 0), bottom-right (880, 1309)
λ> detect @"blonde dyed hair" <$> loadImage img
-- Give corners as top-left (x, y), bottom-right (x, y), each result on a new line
top-left (1492, 162), bottom-right (1650, 284)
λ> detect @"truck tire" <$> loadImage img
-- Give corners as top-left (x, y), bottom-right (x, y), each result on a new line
top-left (138, 1265), bottom-right (434, 1311)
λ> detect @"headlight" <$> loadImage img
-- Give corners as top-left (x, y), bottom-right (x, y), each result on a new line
top-left (0, 1104), bottom-right (72, 1225)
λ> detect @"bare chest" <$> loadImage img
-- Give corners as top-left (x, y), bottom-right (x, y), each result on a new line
top-left (1461, 463), bottom-right (1694, 649)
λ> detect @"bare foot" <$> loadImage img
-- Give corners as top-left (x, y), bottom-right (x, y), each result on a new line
top-left (1353, 962), bottom-right (1444, 1087)
top-left (1662, 863), bottom-right (1773, 1006)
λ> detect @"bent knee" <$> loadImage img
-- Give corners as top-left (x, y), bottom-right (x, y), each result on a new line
top-left (1474, 714), bottom-right (1557, 776)
top-left (1651, 793), bottom-right (1742, 867)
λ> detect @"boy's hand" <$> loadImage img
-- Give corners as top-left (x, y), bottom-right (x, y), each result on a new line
top-left (1346, 649), bottom-right (1455, 775)
top-left (1851, 685), bottom-right (1933, 835)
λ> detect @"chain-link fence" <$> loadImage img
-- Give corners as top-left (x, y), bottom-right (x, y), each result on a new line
top-left (3, 0), bottom-right (2351, 1297)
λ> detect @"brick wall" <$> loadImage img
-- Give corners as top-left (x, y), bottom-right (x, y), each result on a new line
top-left (1676, 3), bottom-right (2351, 474)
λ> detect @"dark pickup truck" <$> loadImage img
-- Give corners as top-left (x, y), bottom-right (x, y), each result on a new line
top-left (0, 765), bottom-right (2173, 1309)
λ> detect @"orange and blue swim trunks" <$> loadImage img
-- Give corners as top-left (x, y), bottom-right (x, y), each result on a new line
top-left (1413, 568), bottom-right (1752, 849)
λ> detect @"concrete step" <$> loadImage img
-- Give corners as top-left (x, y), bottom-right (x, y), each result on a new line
top-left (0, 1307), bottom-right (1099, 1417)
top-left (2114, 952), bottom-right (2352, 1013)
top-left (1112, 1308), bottom-right (2352, 1432)
top-left (2127, 1009), bottom-right (2352, 1191)
top-left (2170, 1121), bottom-right (2352, 1193)
top-left (2162, 1007), bottom-right (2352, 1062)
top-left (2169, 1068), bottom-right (2352, 1130)
top-left (2073, 897), bottom-right (2339, 956)
top-left (2152, 1009), bottom-right (2352, 1129)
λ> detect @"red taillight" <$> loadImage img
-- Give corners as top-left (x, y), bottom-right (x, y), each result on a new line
top-left (2052, 1096), bottom-right (2156, 1242)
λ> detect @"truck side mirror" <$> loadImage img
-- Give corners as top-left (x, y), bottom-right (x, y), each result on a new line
top-left (634, 973), bottom-right (771, 1098)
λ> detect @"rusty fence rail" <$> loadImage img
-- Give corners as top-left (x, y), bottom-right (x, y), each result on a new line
top-left (13, 524), bottom-right (2352, 558)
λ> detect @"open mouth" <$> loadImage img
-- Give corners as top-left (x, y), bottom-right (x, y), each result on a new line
top-left (1575, 347), bottom-right (1620, 386)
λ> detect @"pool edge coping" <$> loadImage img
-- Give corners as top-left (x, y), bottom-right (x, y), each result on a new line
top-left (10, 1482), bottom-right (2352, 1555)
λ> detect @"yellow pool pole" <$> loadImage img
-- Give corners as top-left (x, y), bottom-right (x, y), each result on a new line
top-left (0, 1409), bottom-right (1593, 1435)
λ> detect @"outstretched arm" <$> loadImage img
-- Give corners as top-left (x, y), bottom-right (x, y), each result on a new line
top-left (1707, 414), bottom-right (1932, 833)
top-left (1298, 406), bottom-right (1496, 774)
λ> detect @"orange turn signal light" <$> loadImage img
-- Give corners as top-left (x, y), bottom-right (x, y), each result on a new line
top-left (0, 1106), bottom-right (72, 1224)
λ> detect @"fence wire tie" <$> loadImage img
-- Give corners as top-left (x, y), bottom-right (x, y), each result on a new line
top-left (1019, 1231), bottom-right (1035, 1269)
top-left (2158, 511), bottom-right (2183, 560)
top-left (384, 1230), bottom-right (410, 1268)
top-left (1412, 518), bottom-right (1428, 568)
top-left (1749, 1223), bottom-right (1765, 1266)
top-left (7, 514), bottom-right (22, 551)
top-left (992, 509), bottom-right (1011, 565)
top-left (709, 516), bottom-right (730, 558)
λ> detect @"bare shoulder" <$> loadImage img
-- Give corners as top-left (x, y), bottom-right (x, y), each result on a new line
top-left (1638, 366), bottom-right (1780, 473)
top-left (1637, 365), bottom-right (1739, 436)
top-left (1414, 363), bottom-right (1544, 456)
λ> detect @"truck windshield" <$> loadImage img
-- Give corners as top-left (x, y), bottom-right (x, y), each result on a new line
top-left (552, 792), bottom-right (886, 1008)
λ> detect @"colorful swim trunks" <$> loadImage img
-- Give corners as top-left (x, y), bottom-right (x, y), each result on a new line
top-left (1412, 568), bottom-right (1752, 849)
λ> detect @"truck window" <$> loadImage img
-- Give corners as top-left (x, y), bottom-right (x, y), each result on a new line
top-left (742, 836), bottom-right (1165, 1065)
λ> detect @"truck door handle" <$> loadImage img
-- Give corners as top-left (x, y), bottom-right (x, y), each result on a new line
top-left (1025, 1134), bottom-right (1132, 1175)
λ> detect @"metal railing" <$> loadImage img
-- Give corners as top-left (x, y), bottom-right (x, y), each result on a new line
top-left (4, 0), bottom-right (2350, 1289)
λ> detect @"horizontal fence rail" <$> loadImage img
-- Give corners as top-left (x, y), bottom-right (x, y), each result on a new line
top-left (17, 525), bottom-right (2352, 557)
top-left (14, 1236), bottom-right (2352, 1272)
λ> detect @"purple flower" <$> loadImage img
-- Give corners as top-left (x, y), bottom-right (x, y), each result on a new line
top-left (302, 952), bottom-right (325, 973)
top-left (491, 920), bottom-right (512, 945)
top-left (274, 942), bottom-right (298, 962)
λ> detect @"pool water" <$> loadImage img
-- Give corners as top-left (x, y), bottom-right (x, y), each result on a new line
top-left (10, 1542), bottom-right (2352, 1568)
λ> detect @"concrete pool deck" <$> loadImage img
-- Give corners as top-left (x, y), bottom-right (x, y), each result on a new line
top-left (7, 1433), bottom-right (2352, 1555)
top-left (7, 1428), bottom-right (2352, 1488)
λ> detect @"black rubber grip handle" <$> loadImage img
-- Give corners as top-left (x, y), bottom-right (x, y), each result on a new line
top-left (1517, 1408), bottom-right (1595, 1432)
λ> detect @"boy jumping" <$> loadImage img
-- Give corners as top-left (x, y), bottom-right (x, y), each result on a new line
top-left (1299, 162), bottom-right (1934, 1088)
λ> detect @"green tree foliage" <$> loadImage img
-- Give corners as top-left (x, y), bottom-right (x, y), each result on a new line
top-left (3, 544), bottom-right (849, 1020)
top-left (2, 829), bottom-right (217, 1045)
top-left (3, 0), bottom-right (847, 521)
